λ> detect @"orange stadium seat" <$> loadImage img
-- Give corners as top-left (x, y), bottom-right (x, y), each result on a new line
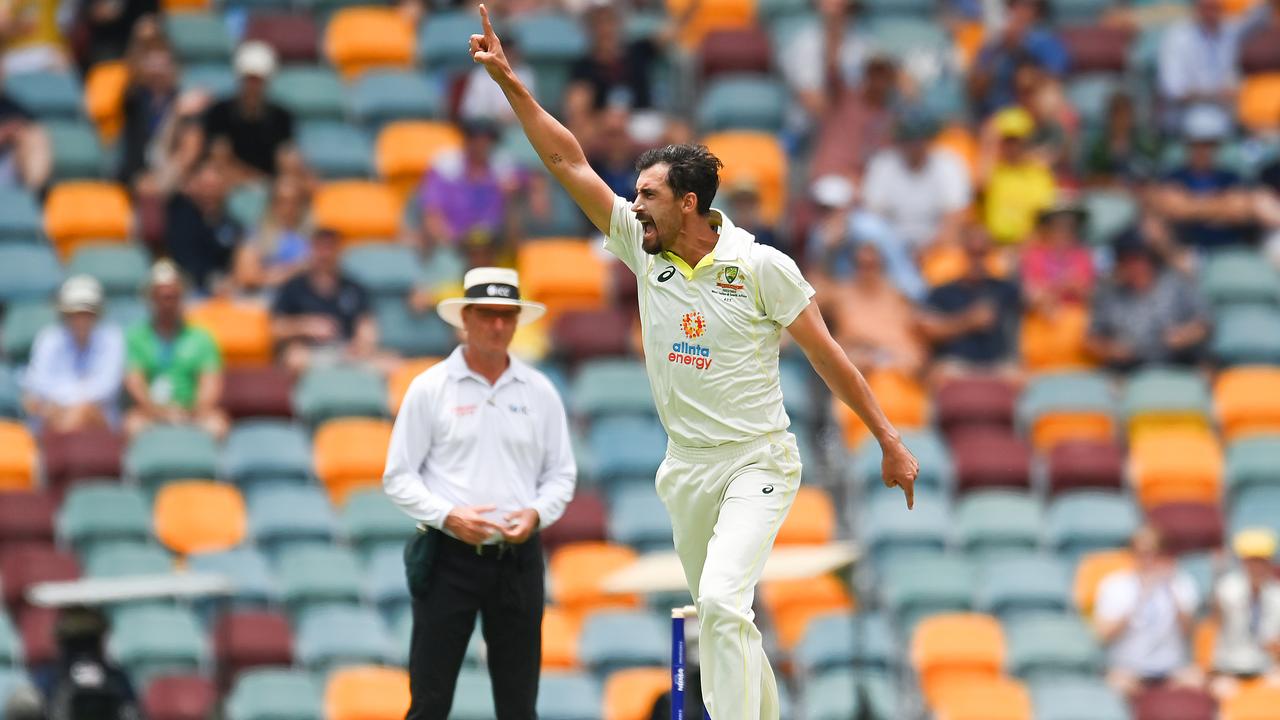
top-left (324, 7), bottom-right (415, 80)
top-left (516, 239), bottom-right (608, 321)
top-left (1238, 73), bottom-right (1280, 132)
top-left (312, 181), bottom-right (402, 245)
top-left (775, 486), bottom-right (836, 545)
top-left (911, 613), bottom-right (1006, 707)
top-left (541, 606), bottom-right (580, 670)
top-left (954, 21), bottom-right (987, 69)
top-left (1020, 306), bottom-right (1093, 372)
top-left (1222, 681), bottom-right (1280, 720)
top-left (1074, 549), bottom-right (1134, 618)
top-left (153, 480), bottom-right (247, 556)
top-left (376, 121), bottom-right (463, 202)
top-left (1129, 428), bottom-right (1223, 508)
top-left (759, 575), bottom-right (853, 650)
top-left (921, 241), bottom-right (1009, 287)
top-left (1215, 366), bottom-right (1280, 440)
top-left (325, 666), bottom-right (411, 720)
top-left (43, 182), bottom-right (132, 260)
top-left (666, 0), bottom-right (754, 48)
top-left (1224, 0), bottom-right (1263, 16)
top-left (932, 676), bottom-right (1033, 720)
top-left (701, 132), bottom-right (786, 224)
top-left (834, 370), bottom-right (928, 449)
top-left (162, 0), bottom-right (210, 11)
top-left (547, 542), bottom-right (640, 617)
top-left (603, 667), bottom-right (671, 720)
top-left (388, 357), bottom-right (443, 415)
top-left (0, 421), bottom-right (37, 491)
top-left (187, 299), bottom-right (273, 367)
top-left (84, 61), bottom-right (129, 143)
top-left (1194, 616), bottom-right (1218, 672)
top-left (313, 418), bottom-right (394, 506)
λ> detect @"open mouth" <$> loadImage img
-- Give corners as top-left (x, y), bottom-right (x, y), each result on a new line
top-left (637, 216), bottom-right (656, 241)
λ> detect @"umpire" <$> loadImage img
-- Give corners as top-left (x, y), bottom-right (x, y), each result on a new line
top-left (383, 267), bottom-right (577, 719)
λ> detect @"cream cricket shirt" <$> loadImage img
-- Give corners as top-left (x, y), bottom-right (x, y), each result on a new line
top-left (605, 196), bottom-right (816, 448)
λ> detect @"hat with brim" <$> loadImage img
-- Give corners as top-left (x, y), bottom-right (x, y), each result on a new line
top-left (1234, 528), bottom-right (1278, 560)
top-left (58, 275), bottom-right (103, 314)
top-left (437, 267), bottom-right (546, 329)
top-left (1038, 200), bottom-right (1088, 227)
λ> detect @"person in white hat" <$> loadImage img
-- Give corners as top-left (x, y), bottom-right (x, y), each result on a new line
top-left (22, 275), bottom-right (125, 432)
top-left (201, 40), bottom-right (295, 181)
top-left (383, 266), bottom-right (575, 720)
top-left (1210, 528), bottom-right (1280, 696)
top-left (470, 8), bottom-right (918, 719)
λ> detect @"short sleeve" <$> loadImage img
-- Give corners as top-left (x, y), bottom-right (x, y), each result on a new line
top-left (197, 330), bottom-right (223, 372)
top-left (755, 246), bottom-right (815, 327)
top-left (605, 195), bottom-right (647, 276)
top-left (938, 152), bottom-right (973, 211)
top-left (124, 325), bottom-right (146, 372)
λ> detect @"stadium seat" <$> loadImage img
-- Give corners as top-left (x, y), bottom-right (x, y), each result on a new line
top-left (548, 542), bottom-right (640, 617)
top-left (416, 10), bottom-right (479, 72)
top-left (696, 74), bottom-right (787, 132)
top-left (153, 481), bottom-right (246, 556)
top-left (1006, 612), bottom-right (1101, 679)
top-left (324, 665), bottom-right (410, 720)
top-left (226, 668), bottom-right (323, 720)
top-left (910, 612), bottom-right (1006, 707)
top-left (543, 490), bottom-right (607, 555)
top-left (297, 121), bottom-right (374, 178)
top-left (1130, 428), bottom-right (1223, 508)
top-left (84, 60), bottom-right (129, 142)
top-left (588, 416), bottom-right (667, 482)
top-left (311, 181), bottom-right (401, 244)
top-left (5, 70), bottom-right (80, 118)
top-left (701, 132), bottom-right (786, 223)
top-left (295, 605), bottom-right (395, 673)
top-left (605, 483), bottom-right (672, 552)
top-left (667, 0), bottom-right (755, 47)
top-left (1017, 372), bottom-right (1116, 451)
top-left (1216, 367), bottom-right (1280, 441)
top-left (601, 667), bottom-right (674, 720)
top-left (1031, 677), bottom-right (1129, 720)
top-left (516, 239), bottom-right (608, 321)
top-left (1228, 486), bottom-right (1280, 537)
top-left (570, 359), bottom-right (655, 419)
top-left (775, 485), bottom-right (836, 545)
top-left (365, 545), bottom-right (410, 621)
top-left (1244, 23), bottom-right (1280, 71)
top-left (759, 574), bottom-right (854, 650)
top-left (1202, 251), bottom-right (1280, 307)
top-left (243, 12), bottom-right (320, 63)
top-left (143, 674), bottom-right (216, 720)
top-left (340, 245), bottom-right (420, 301)
top-left (950, 428), bottom-right (1033, 493)
top-left (0, 245), bottom-right (62, 303)
top-left (1061, 24), bottom-right (1133, 72)
top-left (67, 243), bottom-right (149, 299)
top-left (0, 546), bottom-right (78, 610)
top-left (0, 610), bottom-right (23, 666)
top-left (0, 188), bottom-right (40, 242)
top-left (510, 12), bottom-right (590, 113)
top-left (350, 70), bottom-right (441, 128)
top-left (1019, 305), bottom-right (1093, 372)
top-left (1133, 686), bottom-right (1216, 720)
top-left (806, 669), bottom-right (897, 720)
top-left (1213, 305), bottom-right (1280, 365)
top-left (853, 430), bottom-right (953, 493)
top-left (1073, 549), bottom-right (1134, 618)
top-left (1064, 74), bottom-right (1122, 129)
top-left (0, 491), bottom-right (54, 552)
top-left (1148, 502), bottom-right (1224, 554)
top-left (293, 365), bottom-right (387, 424)
top-left (45, 120), bottom-right (105, 181)
top-left (793, 611), bottom-right (897, 678)
top-left (187, 299), bottom-right (273, 368)
top-left (84, 541), bottom-right (173, 578)
top-left (222, 420), bottom-right (312, 487)
top-left (1123, 367), bottom-right (1212, 438)
top-left (247, 484), bottom-right (336, 556)
top-left (277, 544), bottom-right (364, 614)
top-left (163, 12), bottom-right (231, 64)
top-left (542, 605), bottom-right (581, 670)
top-left (549, 308), bottom-right (634, 363)
top-left (57, 482), bottom-right (150, 552)
top-left (1046, 439), bottom-right (1124, 495)
top-left (1046, 490), bottom-right (1140, 560)
top-left (861, 489), bottom-right (950, 563)
top-left (445, 667), bottom-right (499, 720)
top-left (42, 181), bottom-right (132, 260)
top-left (879, 552), bottom-right (973, 631)
top-left (975, 553), bottom-right (1071, 619)
top-left (697, 27), bottom-right (771, 80)
top-left (0, 422), bottom-right (36, 491)
top-left (375, 120), bottom-right (462, 200)
top-left (0, 366), bottom-right (17, 420)
top-left (187, 546), bottom-right (279, 606)
top-left (930, 675), bottom-right (1033, 720)
top-left (324, 7), bottom-right (415, 80)
top-left (1221, 682), bottom-right (1280, 720)
top-left (0, 302), bottom-right (55, 364)
top-left (955, 490), bottom-right (1041, 558)
top-left (342, 488), bottom-right (414, 558)
top-left (374, 299), bottom-right (458, 358)
top-left (387, 357), bottom-right (442, 414)
top-left (935, 376), bottom-right (1017, 437)
top-left (1226, 435), bottom-right (1280, 500)
top-left (180, 63), bottom-right (236, 97)
top-left (123, 424), bottom-right (218, 494)
top-left (538, 671), bottom-right (602, 720)
top-left (1239, 72), bottom-right (1280, 132)
top-left (835, 369), bottom-right (928, 448)
top-left (109, 605), bottom-right (207, 686)
top-left (213, 610), bottom-right (293, 686)
top-left (1082, 189), bottom-right (1139, 245)
top-left (222, 366), bottom-right (295, 419)
top-left (313, 418), bottom-right (394, 505)
top-left (269, 66), bottom-right (346, 121)
top-left (578, 610), bottom-right (668, 676)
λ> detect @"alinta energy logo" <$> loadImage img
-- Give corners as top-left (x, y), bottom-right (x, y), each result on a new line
top-left (670, 311), bottom-right (713, 370)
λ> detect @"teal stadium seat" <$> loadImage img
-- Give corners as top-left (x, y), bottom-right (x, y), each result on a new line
top-left (804, 669), bottom-right (897, 720)
top-left (975, 553), bottom-right (1071, 619)
top-left (860, 0), bottom-right (934, 16)
top-left (756, 0), bottom-right (808, 21)
top-left (1121, 367), bottom-right (1212, 423)
top-left (276, 544), bottom-right (364, 613)
top-left (606, 482), bottom-right (673, 552)
top-left (248, 484), bottom-right (336, 556)
top-left (374, 299), bottom-right (458, 357)
top-left (793, 611), bottom-right (897, 678)
top-left (164, 13), bottom-right (233, 64)
top-left (84, 541), bottom-right (172, 578)
top-left (451, 668), bottom-right (497, 720)
top-left (0, 365), bottom-right (20, 418)
top-left (1046, 491), bottom-right (1140, 559)
top-left (578, 610), bottom-right (668, 676)
top-left (864, 17), bottom-right (952, 72)
top-left (5, 71), bottom-right (81, 118)
top-left (187, 546), bottom-right (280, 606)
top-left (879, 552), bottom-right (973, 631)
top-left (589, 416), bottom-right (667, 482)
top-left (1213, 306), bottom-right (1280, 365)
top-left (67, 243), bottom-right (149, 299)
top-left (294, 605), bottom-right (394, 673)
top-left (57, 482), bottom-right (151, 553)
top-left (123, 424), bottom-right (219, 493)
top-left (861, 489), bottom-right (949, 563)
top-left (0, 245), bottom-right (63, 303)
top-left (1051, 0), bottom-right (1114, 24)
top-left (1031, 677), bottom-right (1130, 720)
top-left (105, 297), bottom-right (146, 328)
top-left (570, 359), bottom-right (655, 420)
top-left (1179, 550), bottom-right (1216, 603)
top-left (0, 668), bottom-right (31, 711)
top-left (418, 12), bottom-right (479, 74)
top-left (109, 605), bottom-right (206, 685)
top-left (537, 671), bottom-right (602, 720)
top-left (45, 121), bottom-right (105, 180)
top-left (297, 122), bottom-right (374, 178)
top-left (1065, 74), bottom-right (1121, 129)
top-left (365, 545), bottom-right (410, 621)
top-left (226, 668), bottom-right (323, 720)
top-left (292, 364), bottom-right (386, 424)
top-left (1201, 250), bottom-right (1280, 307)
top-left (0, 188), bottom-right (41, 241)
top-left (181, 63), bottom-right (238, 98)
top-left (696, 75), bottom-right (787, 132)
top-left (0, 611), bottom-right (23, 667)
top-left (227, 183), bottom-right (270, 229)
top-left (853, 429), bottom-right (953, 493)
top-left (341, 488), bottom-right (414, 558)
top-left (511, 13), bottom-right (588, 114)
top-left (1, 302), bottom-right (57, 364)
top-left (269, 66), bottom-right (346, 121)
top-left (525, 183), bottom-right (591, 239)
top-left (1017, 371), bottom-right (1116, 432)
top-left (1005, 612), bottom-right (1103, 680)
top-left (1226, 436), bottom-right (1280, 500)
top-left (780, 358), bottom-right (819, 429)
top-left (1081, 190), bottom-right (1139, 245)
top-left (955, 490), bottom-right (1043, 558)
top-left (349, 70), bottom-right (441, 128)
top-left (1229, 486), bottom-right (1280, 536)
top-left (222, 420), bottom-right (313, 487)
top-left (340, 245), bottom-right (420, 300)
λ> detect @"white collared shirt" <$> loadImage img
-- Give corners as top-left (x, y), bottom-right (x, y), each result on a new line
top-left (605, 195), bottom-right (815, 448)
top-left (382, 346), bottom-right (576, 537)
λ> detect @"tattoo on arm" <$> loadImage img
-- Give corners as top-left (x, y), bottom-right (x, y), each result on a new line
top-left (549, 152), bottom-right (563, 165)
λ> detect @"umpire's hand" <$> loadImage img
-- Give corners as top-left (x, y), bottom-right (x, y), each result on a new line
top-left (444, 505), bottom-right (504, 544)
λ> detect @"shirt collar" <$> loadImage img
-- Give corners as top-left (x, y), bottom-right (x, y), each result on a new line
top-left (660, 207), bottom-right (753, 273)
top-left (444, 345), bottom-right (528, 386)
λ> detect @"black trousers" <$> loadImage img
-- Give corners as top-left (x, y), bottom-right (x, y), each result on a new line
top-left (405, 529), bottom-right (544, 720)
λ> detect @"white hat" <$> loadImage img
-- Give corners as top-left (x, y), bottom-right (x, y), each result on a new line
top-left (811, 174), bottom-right (856, 208)
top-left (1183, 103), bottom-right (1232, 143)
top-left (436, 267), bottom-right (546, 329)
top-left (234, 41), bottom-right (277, 79)
top-left (58, 275), bottom-right (103, 314)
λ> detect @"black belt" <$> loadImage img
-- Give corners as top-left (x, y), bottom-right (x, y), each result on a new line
top-left (426, 525), bottom-right (534, 560)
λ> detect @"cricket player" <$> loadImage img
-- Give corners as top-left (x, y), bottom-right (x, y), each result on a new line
top-left (469, 7), bottom-right (919, 718)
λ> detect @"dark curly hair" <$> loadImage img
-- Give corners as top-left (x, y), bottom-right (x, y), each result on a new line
top-left (635, 144), bottom-right (724, 216)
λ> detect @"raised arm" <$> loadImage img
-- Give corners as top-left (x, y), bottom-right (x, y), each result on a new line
top-left (470, 4), bottom-right (614, 233)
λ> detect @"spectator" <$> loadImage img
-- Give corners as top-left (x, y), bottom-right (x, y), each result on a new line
top-left (33, 605), bottom-right (140, 720)
top-left (1020, 201), bottom-right (1095, 313)
top-left (826, 242), bottom-right (929, 377)
top-left (565, 0), bottom-right (661, 144)
top-left (22, 275), bottom-right (124, 432)
top-left (0, 71), bottom-right (50, 191)
top-left (233, 175), bottom-right (312, 292)
top-left (201, 41), bottom-right (295, 182)
top-left (1081, 92), bottom-right (1160, 183)
top-left (164, 157), bottom-right (242, 295)
top-left (1149, 104), bottom-right (1256, 251)
top-left (458, 34), bottom-right (536, 125)
top-left (979, 107), bottom-right (1056, 247)
top-left (117, 44), bottom-right (178, 186)
top-left (1157, 0), bottom-right (1241, 132)
top-left (587, 105), bottom-right (639, 199)
top-left (0, 0), bottom-right (69, 74)
top-left (723, 177), bottom-right (779, 249)
top-left (779, 0), bottom-right (869, 119)
top-left (123, 260), bottom-right (227, 438)
top-left (270, 228), bottom-right (380, 374)
top-left (916, 223), bottom-right (1021, 378)
top-left (806, 174), bottom-right (925, 300)
top-left (1085, 235), bottom-right (1210, 371)
top-left (1211, 528), bottom-right (1280, 697)
top-left (1009, 58), bottom-right (1075, 174)
top-left (807, 54), bottom-right (898, 184)
top-left (863, 112), bottom-right (972, 254)
top-left (1094, 525), bottom-right (1202, 699)
top-left (70, 0), bottom-right (156, 71)
top-left (967, 0), bottom-right (1068, 119)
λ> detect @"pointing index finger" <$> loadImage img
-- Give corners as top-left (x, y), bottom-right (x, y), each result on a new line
top-left (479, 3), bottom-right (495, 38)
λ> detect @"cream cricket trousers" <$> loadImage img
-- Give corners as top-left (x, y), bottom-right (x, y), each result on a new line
top-left (655, 431), bottom-right (802, 720)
